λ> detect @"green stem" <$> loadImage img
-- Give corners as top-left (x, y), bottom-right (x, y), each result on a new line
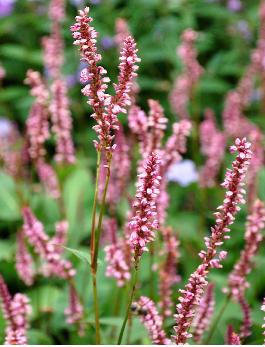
top-left (92, 273), bottom-right (101, 344)
top-left (204, 294), bottom-right (231, 344)
top-left (91, 155), bottom-right (112, 272)
top-left (90, 150), bottom-right (102, 259)
top-left (149, 241), bottom-right (155, 300)
top-left (117, 261), bottom-right (139, 345)
top-left (89, 150), bottom-right (102, 344)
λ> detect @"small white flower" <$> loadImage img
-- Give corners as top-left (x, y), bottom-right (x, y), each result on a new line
top-left (166, 159), bottom-right (198, 187)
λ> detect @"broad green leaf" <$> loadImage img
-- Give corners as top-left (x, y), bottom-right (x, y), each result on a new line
top-left (63, 168), bottom-right (93, 246)
top-left (0, 240), bottom-right (15, 261)
top-left (62, 246), bottom-right (91, 264)
top-left (0, 172), bottom-right (20, 221)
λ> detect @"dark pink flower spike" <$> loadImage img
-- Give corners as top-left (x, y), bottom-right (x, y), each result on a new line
top-left (50, 79), bottom-right (75, 164)
top-left (146, 99), bottom-right (168, 154)
top-left (136, 296), bottom-right (171, 345)
top-left (16, 231), bottom-right (35, 286)
top-left (199, 109), bottom-right (226, 187)
top-left (36, 161), bottom-right (61, 199)
top-left (226, 325), bottom-right (241, 345)
top-left (169, 29), bottom-right (203, 119)
top-left (128, 152), bottom-right (162, 261)
top-left (104, 241), bottom-right (131, 287)
top-left (0, 275), bottom-right (31, 345)
top-left (25, 70), bottom-right (49, 161)
top-left (191, 283), bottom-right (215, 343)
top-left (65, 284), bottom-right (85, 336)
top-left (71, 7), bottom-right (140, 154)
top-left (224, 199), bottom-right (265, 338)
top-left (159, 227), bottom-right (181, 318)
top-left (173, 138), bottom-right (252, 345)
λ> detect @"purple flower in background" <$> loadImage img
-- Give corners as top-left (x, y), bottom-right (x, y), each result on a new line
top-left (70, 0), bottom-right (84, 7)
top-left (0, 0), bottom-right (15, 17)
top-left (100, 36), bottom-right (115, 50)
top-left (251, 89), bottom-right (261, 102)
top-left (90, 0), bottom-right (101, 4)
top-left (0, 118), bottom-right (13, 137)
top-left (167, 159), bottom-right (198, 187)
top-left (227, 0), bottom-right (242, 12)
top-left (234, 20), bottom-right (251, 40)
top-left (66, 74), bottom-right (78, 88)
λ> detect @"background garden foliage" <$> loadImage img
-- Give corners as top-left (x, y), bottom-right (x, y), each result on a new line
top-left (1, 0), bottom-right (265, 344)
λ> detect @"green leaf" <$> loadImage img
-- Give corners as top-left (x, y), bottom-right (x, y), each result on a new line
top-left (26, 285), bottom-right (61, 320)
top-left (0, 171), bottom-right (20, 221)
top-left (62, 246), bottom-right (91, 264)
top-left (28, 329), bottom-right (53, 345)
top-left (87, 317), bottom-right (123, 327)
top-left (63, 168), bottom-right (93, 246)
top-left (0, 240), bottom-right (15, 261)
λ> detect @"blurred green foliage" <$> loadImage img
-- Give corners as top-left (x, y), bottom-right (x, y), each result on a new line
top-left (1, 0), bottom-right (265, 345)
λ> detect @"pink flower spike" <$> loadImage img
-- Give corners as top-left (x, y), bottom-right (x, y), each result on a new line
top-left (0, 275), bottom-right (31, 345)
top-left (199, 108), bottom-right (226, 187)
top-left (71, 7), bottom-right (140, 154)
top-left (65, 284), bottom-right (85, 336)
top-left (50, 79), bottom-right (75, 164)
top-left (36, 161), bottom-right (61, 199)
top-left (128, 152), bottom-right (162, 260)
top-left (172, 138), bottom-right (252, 345)
top-left (136, 296), bottom-right (171, 345)
top-left (104, 241), bottom-right (131, 287)
top-left (16, 231), bottom-right (35, 286)
top-left (191, 283), bottom-right (215, 343)
top-left (169, 29), bottom-right (203, 119)
top-left (25, 70), bottom-right (49, 161)
top-left (146, 99), bottom-right (168, 154)
top-left (226, 325), bottom-right (241, 345)
top-left (159, 227), bottom-right (181, 318)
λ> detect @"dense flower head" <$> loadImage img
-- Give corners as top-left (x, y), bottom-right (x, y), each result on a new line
top-left (16, 231), bottom-right (35, 286)
top-left (128, 105), bottom-right (148, 154)
top-left (173, 138), bottom-right (252, 344)
top-left (71, 7), bottom-right (140, 154)
top-left (65, 284), bottom-right (85, 336)
top-left (159, 227), bottom-right (181, 318)
top-left (112, 35), bottom-right (140, 113)
top-left (162, 119), bottom-right (192, 174)
top-left (0, 119), bottom-right (24, 178)
top-left (226, 325), bottom-right (241, 345)
top-left (170, 29), bottom-right (203, 119)
top-left (146, 99), bottom-right (168, 154)
top-left (42, 23), bottom-right (64, 79)
top-left (99, 126), bottom-right (130, 208)
top-left (191, 283), bottom-right (215, 343)
top-left (226, 199), bottom-right (265, 298)
top-left (0, 275), bottom-right (31, 345)
top-left (36, 161), bottom-right (61, 199)
top-left (115, 18), bottom-right (130, 49)
top-left (129, 152), bottom-right (162, 260)
top-left (199, 109), bottom-right (226, 187)
top-left (222, 43), bottom-right (263, 139)
top-left (136, 296), bottom-right (171, 345)
top-left (225, 199), bottom-right (265, 338)
top-left (22, 207), bottom-right (75, 280)
top-left (25, 70), bottom-right (50, 161)
top-left (50, 79), bottom-right (75, 164)
top-left (247, 130), bottom-right (264, 206)
top-left (51, 220), bottom-right (69, 254)
top-left (104, 241), bottom-right (131, 287)
top-left (49, 0), bottom-right (65, 22)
